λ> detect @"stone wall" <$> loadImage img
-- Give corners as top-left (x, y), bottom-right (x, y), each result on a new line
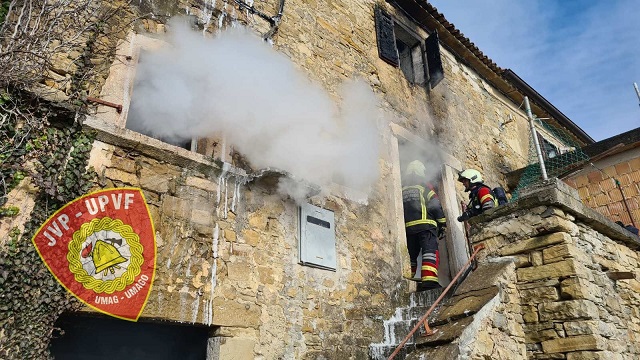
top-left (563, 150), bottom-right (640, 228)
top-left (276, 0), bottom-right (533, 186)
top-left (3, 1), bottom-right (591, 359)
top-left (82, 118), bottom-right (409, 358)
top-left (465, 179), bottom-right (640, 359)
top-left (107, 0), bottom-right (537, 184)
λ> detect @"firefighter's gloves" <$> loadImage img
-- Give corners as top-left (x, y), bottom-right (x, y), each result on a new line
top-left (437, 227), bottom-right (446, 239)
top-left (457, 211), bottom-right (471, 222)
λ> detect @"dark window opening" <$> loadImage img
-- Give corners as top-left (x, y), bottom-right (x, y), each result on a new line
top-left (537, 133), bottom-right (560, 160)
top-left (395, 26), bottom-right (425, 85)
top-left (375, 6), bottom-right (444, 89)
top-left (49, 314), bottom-right (211, 360)
top-left (126, 50), bottom-right (193, 151)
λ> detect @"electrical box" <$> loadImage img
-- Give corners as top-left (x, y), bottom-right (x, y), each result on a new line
top-left (299, 203), bottom-right (336, 271)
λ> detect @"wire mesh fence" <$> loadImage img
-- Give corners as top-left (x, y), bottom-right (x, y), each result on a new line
top-left (511, 117), bottom-right (590, 200)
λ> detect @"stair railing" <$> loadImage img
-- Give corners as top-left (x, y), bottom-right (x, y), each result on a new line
top-left (387, 243), bottom-right (485, 360)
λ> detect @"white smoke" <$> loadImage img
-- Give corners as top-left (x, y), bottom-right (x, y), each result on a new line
top-left (128, 19), bottom-right (382, 201)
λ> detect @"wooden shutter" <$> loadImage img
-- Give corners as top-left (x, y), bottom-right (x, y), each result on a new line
top-left (375, 7), bottom-right (399, 67)
top-left (425, 31), bottom-right (444, 88)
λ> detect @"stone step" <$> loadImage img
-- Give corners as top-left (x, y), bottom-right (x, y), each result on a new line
top-left (369, 287), bottom-right (446, 360)
top-left (369, 343), bottom-right (416, 360)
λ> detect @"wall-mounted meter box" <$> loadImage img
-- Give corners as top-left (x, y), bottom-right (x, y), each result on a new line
top-left (299, 203), bottom-right (336, 271)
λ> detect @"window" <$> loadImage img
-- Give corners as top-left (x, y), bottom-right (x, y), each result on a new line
top-left (395, 25), bottom-right (425, 85)
top-left (374, 6), bottom-right (444, 89)
top-left (95, 32), bottom-right (231, 159)
top-left (537, 133), bottom-right (559, 160)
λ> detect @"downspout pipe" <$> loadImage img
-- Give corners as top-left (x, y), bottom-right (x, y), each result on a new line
top-left (525, 96), bottom-right (548, 180)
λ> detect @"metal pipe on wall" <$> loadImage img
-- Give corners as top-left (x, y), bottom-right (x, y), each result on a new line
top-left (524, 96), bottom-right (548, 180)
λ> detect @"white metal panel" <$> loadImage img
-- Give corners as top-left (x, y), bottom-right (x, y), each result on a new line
top-left (299, 203), bottom-right (336, 270)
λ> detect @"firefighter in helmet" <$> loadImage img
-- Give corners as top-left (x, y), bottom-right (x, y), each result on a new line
top-left (402, 160), bottom-right (446, 291)
top-left (457, 169), bottom-right (497, 222)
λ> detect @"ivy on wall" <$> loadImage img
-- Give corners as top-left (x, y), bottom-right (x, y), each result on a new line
top-left (0, 0), bottom-right (140, 353)
top-left (0, 91), bottom-right (98, 358)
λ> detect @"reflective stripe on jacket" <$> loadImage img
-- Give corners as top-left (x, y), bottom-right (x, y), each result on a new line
top-left (402, 185), bottom-right (438, 228)
top-left (467, 184), bottom-right (497, 217)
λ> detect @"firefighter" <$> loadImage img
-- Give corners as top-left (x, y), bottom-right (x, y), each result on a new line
top-left (402, 160), bottom-right (446, 291)
top-left (456, 169), bottom-right (497, 222)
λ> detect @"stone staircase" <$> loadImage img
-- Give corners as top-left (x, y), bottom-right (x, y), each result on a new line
top-left (369, 288), bottom-right (444, 360)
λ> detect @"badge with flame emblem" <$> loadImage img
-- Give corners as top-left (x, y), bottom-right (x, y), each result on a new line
top-left (32, 188), bottom-right (156, 321)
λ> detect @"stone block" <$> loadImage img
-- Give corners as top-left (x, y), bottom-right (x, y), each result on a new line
top-left (560, 277), bottom-right (601, 301)
top-left (574, 175), bottom-right (589, 188)
top-left (248, 213), bottom-right (268, 230)
top-left (594, 193), bottom-right (610, 207)
top-left (218, 337), bottom-right (255, 359)
top-left (524, 321), bottom-right (558, 343)
top-left (522, 305), bottom-right (539, 323)
top-left (525, 327), bottom-right (557, 343)
top-left (614, 162), bottom-right (631, 176)
top-left (541, 334), bottom-right (604, 353)
top-left (241, 229), bottom-right (260, 247)
top-left (531, 251), bottom-right (544, 266)
top-left (567, 351), bottom-right (622, 360)
top-left (139, 165), bottom-right (177, 193)
top-left (517, 260), bottom-right (578, 282)
top-left (536, 216), bottom-right (579, 236)
top-left (191, 208), bottom-right (213, 226)
top-left (110, 156), bottom-right (137, 173)
top-left (435, 286), bottom-right (499, 322)
top-left (543, 244), bottom-right (576, 264)
top-left (211, 299), bottom-right (260, 328)
top-left (520, 286), bottom-right (559, 304)
top-left (224, 229), bottom-right (236, 242)
top-left (539, 299), bottom-right (599, 322)
top-left (161, 195), bottom-right (191, 219)
top-left (185, 176), bottom-right (218, 193)
top-left (104, 167), bottom-right (138, 185)
top-left (564, 320), bottom-right (616, 338)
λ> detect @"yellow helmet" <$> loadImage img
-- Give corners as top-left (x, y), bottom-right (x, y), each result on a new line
top-left (458, 169), bottom-right (483, 184)
top-left (405, 160), bottom-right (426, 177)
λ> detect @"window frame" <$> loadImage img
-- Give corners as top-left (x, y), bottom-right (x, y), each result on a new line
top-left (93, 32), bottom-right (231, 159)
top-left (374, 6), bottom-right (444, 89)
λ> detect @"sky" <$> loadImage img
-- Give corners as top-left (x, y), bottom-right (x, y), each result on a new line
top-left (429, 0), bottom-right (640, 142)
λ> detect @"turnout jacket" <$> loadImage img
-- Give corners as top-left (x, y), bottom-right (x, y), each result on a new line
top-left (465, 184), bottom-right (497, 218)
top-left (402, 182), bottom-right (446, 235)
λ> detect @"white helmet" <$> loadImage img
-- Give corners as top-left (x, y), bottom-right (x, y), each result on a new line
top-left (458, 169), bottom-right (483, 184)
top-left (405, 160), bottom-right (426, 178)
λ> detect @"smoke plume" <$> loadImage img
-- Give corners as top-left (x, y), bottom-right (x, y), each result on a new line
top-left (128, 19), bottom-right (382, 201)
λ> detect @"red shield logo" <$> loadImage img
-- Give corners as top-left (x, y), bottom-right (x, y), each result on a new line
top-left (32, 188), bottom-right (156, 321)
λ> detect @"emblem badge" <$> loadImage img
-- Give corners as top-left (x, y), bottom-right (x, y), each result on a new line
top-left (32, 188), bottom-right (156, 321)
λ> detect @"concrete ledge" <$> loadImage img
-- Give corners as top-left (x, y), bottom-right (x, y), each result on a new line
top-left (83, 116), bottom-right (247, 179)
top-left (470, 178), bottom-right (640, 249)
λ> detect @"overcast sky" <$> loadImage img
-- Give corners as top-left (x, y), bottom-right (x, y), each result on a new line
top-left (428, 0), bottom-right (640, 142)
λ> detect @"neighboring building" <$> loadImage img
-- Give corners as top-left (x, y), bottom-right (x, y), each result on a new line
top-left (1, 1), bottom-right (612, 359)
top-left (562, 127), bottom-right (640, 231)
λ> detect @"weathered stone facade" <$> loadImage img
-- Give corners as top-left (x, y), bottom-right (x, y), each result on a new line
top-left (407, 180), bottom-right (640, 359)
top-left (2, 1), bottom-right (605, 359)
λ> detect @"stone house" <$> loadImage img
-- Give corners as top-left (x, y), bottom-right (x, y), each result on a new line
top-left (5, 1), bottom-right (633, 359)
